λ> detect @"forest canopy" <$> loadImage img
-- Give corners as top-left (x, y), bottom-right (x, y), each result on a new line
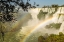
top-left (38, 32), bottom-right (64, 42)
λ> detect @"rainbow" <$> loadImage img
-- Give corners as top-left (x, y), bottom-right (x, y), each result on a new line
top-left (10, 9), bottom-right (55, 42)
top-left (20, 16), bottom-right (54, 42)
top-left (10, 13), bottom-right (31, 32)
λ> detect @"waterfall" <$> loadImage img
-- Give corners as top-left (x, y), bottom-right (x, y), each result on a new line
top-left (23, 7), bottom-right (64, 42)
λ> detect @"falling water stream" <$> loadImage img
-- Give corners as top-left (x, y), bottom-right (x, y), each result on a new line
top-left (19, 7), bottom-right (64, 42)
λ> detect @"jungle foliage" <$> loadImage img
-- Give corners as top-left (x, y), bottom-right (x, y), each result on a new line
top-left (38, 32), bottom-right (64, 42)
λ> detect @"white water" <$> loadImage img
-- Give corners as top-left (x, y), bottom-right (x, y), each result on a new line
top-left (20, 7), bottom-right (64, 34)
top-left (16, 7), bottom-right (64, 42)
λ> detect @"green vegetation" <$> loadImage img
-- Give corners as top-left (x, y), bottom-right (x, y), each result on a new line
top-left (45, 23), bottom-right (62, 29)
top-left (0, 29), bottom-right (20, 42)
top-left (37, 10), bottom-right (48, 20)
top-left (38, 32), bottom-right (64, 42)
top-left (0, 13), bottom-right (32, 42)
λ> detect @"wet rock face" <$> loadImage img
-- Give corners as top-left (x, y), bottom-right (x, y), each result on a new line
top-left (37, 7), bottom-right (58, 20)
top-left (37, 10), bottom-right (48, 20)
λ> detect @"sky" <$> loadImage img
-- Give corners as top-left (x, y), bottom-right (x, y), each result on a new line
top-left (24, 0), bottom-right (64, 7)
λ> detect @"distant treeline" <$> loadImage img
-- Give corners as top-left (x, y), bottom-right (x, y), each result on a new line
top-left (42, 4), bottom-right (64, 8)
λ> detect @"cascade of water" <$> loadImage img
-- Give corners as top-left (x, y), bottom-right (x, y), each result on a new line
top-left (18, 7), bottom-right (64, 42)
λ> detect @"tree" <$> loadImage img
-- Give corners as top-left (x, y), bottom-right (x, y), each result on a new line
top-left (38, 36), bottom-right (45, 42)
top-left (51, 4), bottom-right (58, 8)
top-left (59, 32), bottom-right (63, 36)
top-left (38, 32), bottom-right (64, 42)
top-left (0, 0), bottom-right (37, 41)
